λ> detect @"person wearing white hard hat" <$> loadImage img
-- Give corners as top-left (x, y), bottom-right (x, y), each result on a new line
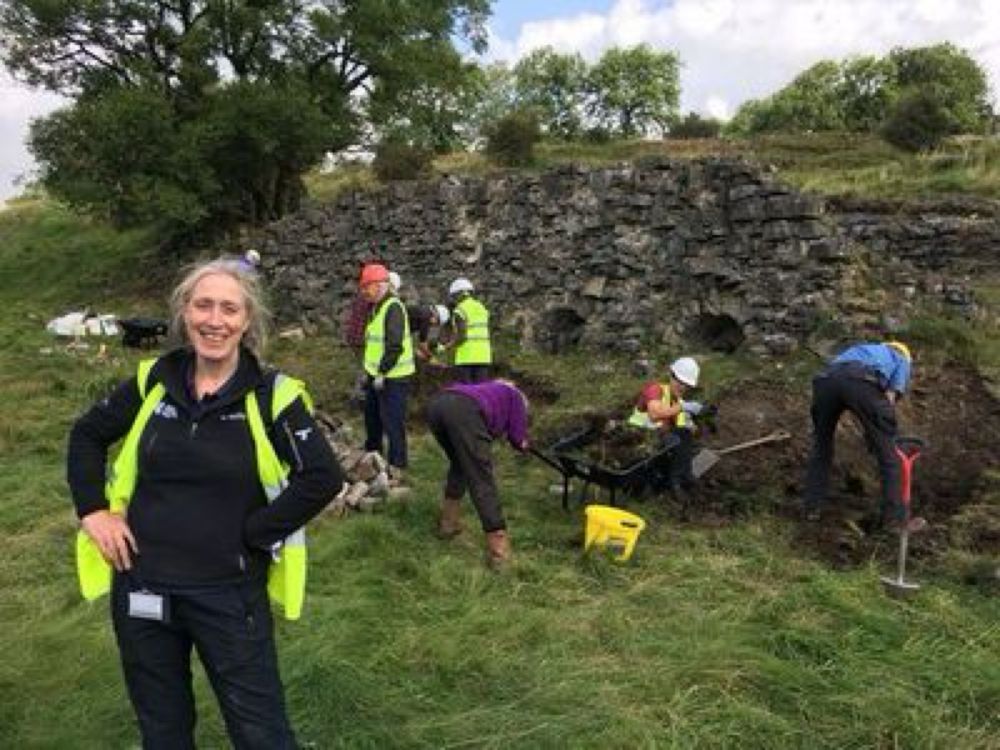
top-left (628, 356), bottom-right (703, 511)
top-left (239, 249), bottom-right (261, 274)
top-left (388, 271), bottom-right (402, 293)
top-left (445, 277), bottom-right (492, 383)
top-left (406, 303), bottom-right (452, 364)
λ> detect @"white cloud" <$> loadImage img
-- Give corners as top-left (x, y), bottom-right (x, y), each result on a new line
top-left (705, 95), bottom-right (730, 120)
top-left (482, 0), bottom-right (1000, 122)
top-left (0, 75), bottom-right (65, 203)
top-left (4, 1), bottom-right (999, 201)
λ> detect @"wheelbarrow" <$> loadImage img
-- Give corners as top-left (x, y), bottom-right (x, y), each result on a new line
top-left (119, 317), bottom-right (168, 349)
top-left (530, 426), bottom-right (681, 510)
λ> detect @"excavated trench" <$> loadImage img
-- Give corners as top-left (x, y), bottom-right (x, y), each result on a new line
top-left (338, 355), bottom-right (998, 578)
top-left (536, 360), bottom-right (1000, 574)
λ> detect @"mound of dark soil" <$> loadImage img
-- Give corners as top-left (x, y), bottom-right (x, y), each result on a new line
top-left (699, 361), bottom-right (1000, 567)
top-left (538, 359), bottom-right (1000, 571)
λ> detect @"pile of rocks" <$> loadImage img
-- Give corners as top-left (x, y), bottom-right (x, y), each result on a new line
top-left (315, 415), bottom-right (403, 514)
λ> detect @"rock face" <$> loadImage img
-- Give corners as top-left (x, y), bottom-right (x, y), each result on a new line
top-left (258, 157), bottom-right (999, 355)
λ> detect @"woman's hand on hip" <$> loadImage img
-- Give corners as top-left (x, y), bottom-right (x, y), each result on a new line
top-left (81, 510), bottom-right (138, 571)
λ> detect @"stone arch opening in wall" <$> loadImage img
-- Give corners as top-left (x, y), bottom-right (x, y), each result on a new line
top-left (536, 306), bottom-right (587, 354)
top-left (687, 313), bottom-right (745, 353)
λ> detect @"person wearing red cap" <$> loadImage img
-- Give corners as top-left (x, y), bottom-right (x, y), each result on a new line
top-left (359, 263), bottom-right (414, 488)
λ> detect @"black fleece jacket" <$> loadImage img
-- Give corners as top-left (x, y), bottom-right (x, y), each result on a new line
top-left (67, 347), bottom-right (343, 586)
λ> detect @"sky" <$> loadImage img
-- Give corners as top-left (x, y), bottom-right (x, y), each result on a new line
top-left (2, 0), bottom-right (999, 203)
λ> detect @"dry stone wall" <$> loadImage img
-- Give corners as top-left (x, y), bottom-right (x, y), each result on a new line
top-left (258, 157), bottom-right (999, 355)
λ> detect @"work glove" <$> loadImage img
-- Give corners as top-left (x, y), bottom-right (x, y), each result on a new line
top-left (680, 399), bottom-right (704, 415)
top-left (697, 404), bottom-right (719, 434)
top-left (372, 374), bottom-right (386, 391)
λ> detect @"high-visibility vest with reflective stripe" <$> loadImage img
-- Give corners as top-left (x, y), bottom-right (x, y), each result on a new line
top-left (75, 360), bottom-right (313, 621)
top-left (454, 296), bottom-right (491, 365)
top-left (627, 382), bottom-right (690, 430)
top-left (363, 296), bottom-right (415, 378)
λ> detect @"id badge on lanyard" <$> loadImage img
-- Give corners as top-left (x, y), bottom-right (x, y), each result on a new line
top-left (127, 572), bottom-right (170, 622)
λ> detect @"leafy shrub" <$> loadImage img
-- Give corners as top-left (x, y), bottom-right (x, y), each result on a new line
top-left (668, 112), bottom-right (722, 139)
top-left (485, 111), bottom-right (541, 167)
top-left (881, 90), bottom-right (955, 152)
top-left (372, 141), bottom-right (433, 182)
top-left (583, 126), bottom-right (612, 144)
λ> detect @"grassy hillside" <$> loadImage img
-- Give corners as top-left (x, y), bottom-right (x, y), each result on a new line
top-left (1, 197), bottom-right (998, 748)
top-left (308, 133), bottom-right (1000, 204)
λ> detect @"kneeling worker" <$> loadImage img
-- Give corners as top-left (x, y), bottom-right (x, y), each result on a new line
top-left (426, 379), bottom-right (529, 569)
top-left (628, 356), bottom-right (702, 504)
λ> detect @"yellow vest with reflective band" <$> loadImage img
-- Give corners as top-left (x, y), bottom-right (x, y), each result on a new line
top-left (627, 382), bottom-right (690, 430)
top-left (363, 296), bottom-right (415, 378)
top-left (75, 359), bottom-right (313, 621)
top-left (454, 296), bottom-right (491, 365)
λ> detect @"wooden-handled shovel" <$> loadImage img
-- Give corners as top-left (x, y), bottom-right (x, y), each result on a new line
top-left (691, 430), bottom-right (792, 479)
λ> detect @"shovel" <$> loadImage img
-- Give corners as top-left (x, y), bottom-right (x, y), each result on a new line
top-left (880, 437), bottom-right (926, 600)
top-left (691, 430), bottom-right (792, 479)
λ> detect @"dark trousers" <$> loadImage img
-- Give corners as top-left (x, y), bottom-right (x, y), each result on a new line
top-left (111, 574), bottom-right (296, 750)
top-left (667, 428), bottom-right (695, 488)
top-left (454, 364), bottom-right (490, 384)
top-left (804, 372), bottom-right (901, 519)
top-left (363, 377), bottom-right (409, 469)
top-left (426, 391), bottom-right (505, 532)
top-left (643, 430), bottom-right (693, 498)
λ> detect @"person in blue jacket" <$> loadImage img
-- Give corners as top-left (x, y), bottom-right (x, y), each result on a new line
top-left (803, 340), bottom-right (919, 530)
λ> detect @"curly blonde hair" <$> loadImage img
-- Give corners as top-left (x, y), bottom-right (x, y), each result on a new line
top-left (168, 257), bottom-right (271, 357)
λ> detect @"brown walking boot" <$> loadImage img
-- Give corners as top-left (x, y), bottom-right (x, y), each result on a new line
top-left (436, 495), bottom-right (463, 539)
top-left (484, 529), bottom-right (512, 570)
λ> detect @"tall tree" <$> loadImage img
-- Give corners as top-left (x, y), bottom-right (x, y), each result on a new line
top-left (1, 0), bottom-right (490, 243)
top-left (513, 46), bottom-right (587, 139)
top-left (837, 55), bottom-right (897, 132)
top-left (586, 45), bottom-right (680, 138)
top-left (464, 62), bottom-right (517, 142)
top-left (888, 43), bottom-right (992, 134)
top-left (727, 42), bottom-right (993, 138)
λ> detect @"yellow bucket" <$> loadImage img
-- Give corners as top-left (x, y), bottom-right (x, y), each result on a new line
top-left (584, 505), bottom-right (647, 561)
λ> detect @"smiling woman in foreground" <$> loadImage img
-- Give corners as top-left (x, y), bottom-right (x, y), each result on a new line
top-left (67, 257), bottom-right (343, 749)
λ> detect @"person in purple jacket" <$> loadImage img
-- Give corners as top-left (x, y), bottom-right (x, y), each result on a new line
top-left (426, 379), bottom-right (530, 568)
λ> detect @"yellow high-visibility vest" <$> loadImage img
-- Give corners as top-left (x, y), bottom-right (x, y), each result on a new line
top-left (454, 296), bottom-right (491, 365)
top-left (627, 382), bottom-right (690, 430)
top-left (363, 296), bottom-right (415, 378)
top-left (75, 359), bottom-right (313, 620)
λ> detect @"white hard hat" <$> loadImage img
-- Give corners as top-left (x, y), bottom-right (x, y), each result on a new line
top-left (244, 249), bottom-right (261, 266)
top-left (388, 271), bottom-right (401, 292)
top-left (670, 356), bottom-right (700, 388)
top-left (448, 277), bottom-right (474, 296)
top-left (433, 304), bottom-right (450, 325)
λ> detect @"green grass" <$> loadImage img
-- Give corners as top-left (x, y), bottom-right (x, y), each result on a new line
top-left (2, 201), bottom-right (999, 749)
top-left (306, 133), bottom-right (1000, 204)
